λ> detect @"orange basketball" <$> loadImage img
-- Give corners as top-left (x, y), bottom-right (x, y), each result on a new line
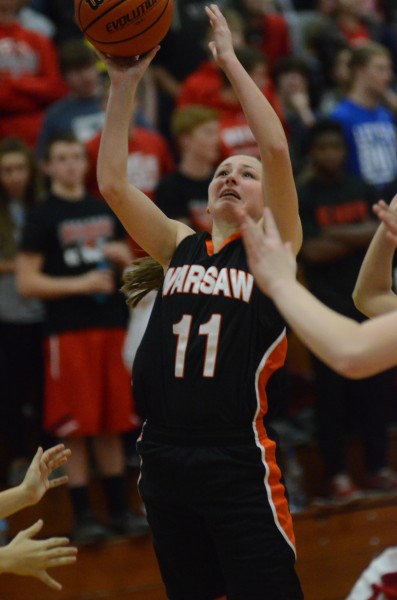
top-left (75, 0), bottom-right (174, 58)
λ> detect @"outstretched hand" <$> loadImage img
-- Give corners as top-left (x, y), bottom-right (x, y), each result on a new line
top-left (205, 4), bottom-right (235, 68)
top-left (237, 206), bottom-right (297, 297)
top-left (96, 46), bottom-right (160, 86)
top-left (4, 520), bottom-right (77, 591)
top-left (21, 445), bottom-right (70, 506)
top-left (373, 195), bottom-right (397, 246)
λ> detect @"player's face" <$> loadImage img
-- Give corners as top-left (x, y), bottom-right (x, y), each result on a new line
top-left (45, 142), bottom-right (88, 189)
top-left (208, 155), bottom-right (263, 225)
top-left (0, 151), bottom-right (30, 199)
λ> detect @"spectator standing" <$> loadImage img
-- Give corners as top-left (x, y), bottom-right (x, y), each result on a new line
top-left (0, 137), bottom-right (45, 486)
top-left (156, 105), bottom-right (220, 233)
top-left (0, 0), bottom-right (66, 147)
top-left (16, 135), bottom-right (150, 543)
top-left (330, 41), bottom-right (397, 192)
top-left (36, 40), bottom-right (106, 161)
top-left (298, 120), bottom-right (396, 500)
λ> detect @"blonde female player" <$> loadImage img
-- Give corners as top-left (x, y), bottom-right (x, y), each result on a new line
top-left (97, 5), bottom-right (303, 599)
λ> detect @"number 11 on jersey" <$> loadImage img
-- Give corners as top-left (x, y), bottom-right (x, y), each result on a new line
top-left (173, 314), bottom-right (222, 378)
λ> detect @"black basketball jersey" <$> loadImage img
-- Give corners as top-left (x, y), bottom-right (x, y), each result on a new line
top-left (133, 231), bottom-right (287, 434)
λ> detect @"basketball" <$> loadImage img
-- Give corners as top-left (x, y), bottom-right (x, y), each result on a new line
top-left (74, 0), bottom-right (174, 58)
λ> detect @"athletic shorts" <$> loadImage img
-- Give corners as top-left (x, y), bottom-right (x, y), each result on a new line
top-left (44, 328), bottom-right (140, 437)
top-left (137, 424), bottom-right (304, 600)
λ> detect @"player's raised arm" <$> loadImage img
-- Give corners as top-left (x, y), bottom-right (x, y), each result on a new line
top-left (205, 4), bottom-right (302, 254)
top-left (97, 50), bottom-right (193, 267)
top-left (238, 206), bottom-right (397, 378)
top-left (353, 195), bottom-right (397, 317)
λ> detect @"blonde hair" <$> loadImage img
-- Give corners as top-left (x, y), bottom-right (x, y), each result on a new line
top-left (121, 257), bottom-right (164, 308)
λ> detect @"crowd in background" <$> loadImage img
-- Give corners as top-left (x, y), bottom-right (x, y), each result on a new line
top-left (1, 0), bottom-right (397, 541)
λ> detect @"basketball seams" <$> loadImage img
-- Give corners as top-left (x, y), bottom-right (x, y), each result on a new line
top-left (78, 0), bottom-right (130, 34)
top-left (75, 0), bottom-right (174, 58)
top-left (85, 0), bottom-right (171, 49)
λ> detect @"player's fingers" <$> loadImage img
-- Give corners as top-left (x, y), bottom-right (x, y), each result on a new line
top-left (48, 475), bottom-right (69, 488)
top-left (385, 230), bottom-right (397, 246)
top-left (38, 570), bottom-right (62, 591)
top-left (42, 444), bottom-right (65, 462)
top-left (17, 520), bottom-right (44, 539)
top-left (263, 207), bottom-right (283, 242)
top-left (48, 554), bottom-right (78, 567)
top-left (43, 537), bottom-right (72, 549)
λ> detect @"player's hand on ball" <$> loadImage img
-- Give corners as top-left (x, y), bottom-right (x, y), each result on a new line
top-left (4, 520), bottom-right (77, 591)
top-left (96, 46), bottom-right (160, 85)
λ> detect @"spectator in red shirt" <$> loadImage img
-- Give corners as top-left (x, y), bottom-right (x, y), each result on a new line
top-left (0, 0), bottom-right (67, 147)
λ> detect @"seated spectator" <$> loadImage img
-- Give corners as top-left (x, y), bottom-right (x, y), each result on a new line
top-left (37, 40), bottom-right (106, 160)
top-left (0, 0), bottom-right (66, 147)
top-left (156, 105), bottom-right (219, 232)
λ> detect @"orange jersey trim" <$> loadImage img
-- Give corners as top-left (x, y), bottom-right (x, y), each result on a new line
top-left (252, 328), bottom-right (297, 555)
top-left (205, 231), bottom-right (242, 256)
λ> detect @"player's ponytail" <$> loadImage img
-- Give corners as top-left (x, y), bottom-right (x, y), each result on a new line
top-left (121, 257), bottom-right (164, 308)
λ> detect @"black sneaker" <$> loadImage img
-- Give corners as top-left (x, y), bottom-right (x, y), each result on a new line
top-left (108, 511), bottom-right (151, 538)
top-left (73, 510), bottom-right (111, 544)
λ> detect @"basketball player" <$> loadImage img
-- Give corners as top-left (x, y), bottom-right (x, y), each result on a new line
top-left (97, 5), bottom-right (303, 599)
top-left (0, 444), bottom-right (77, 590)
top-left (236, 196), bottom-right (397, 379)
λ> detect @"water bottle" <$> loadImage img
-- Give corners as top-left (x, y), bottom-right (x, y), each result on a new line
top-left (0, 519), bottom-right (9, 546)
top-left (93, 258), bottom-right (111, 303)
top-left (284, 448), bottom-right (307, 514)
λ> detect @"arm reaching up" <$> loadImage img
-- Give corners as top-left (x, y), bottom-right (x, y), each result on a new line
top-left (97, 50), bottom-right (193, 268)
top-left (237, 206), bottom-right (397, 379)
top-left (205, 4), bottom-right (302, 253)
top-left (353, 196), bottom-right (397, 317)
